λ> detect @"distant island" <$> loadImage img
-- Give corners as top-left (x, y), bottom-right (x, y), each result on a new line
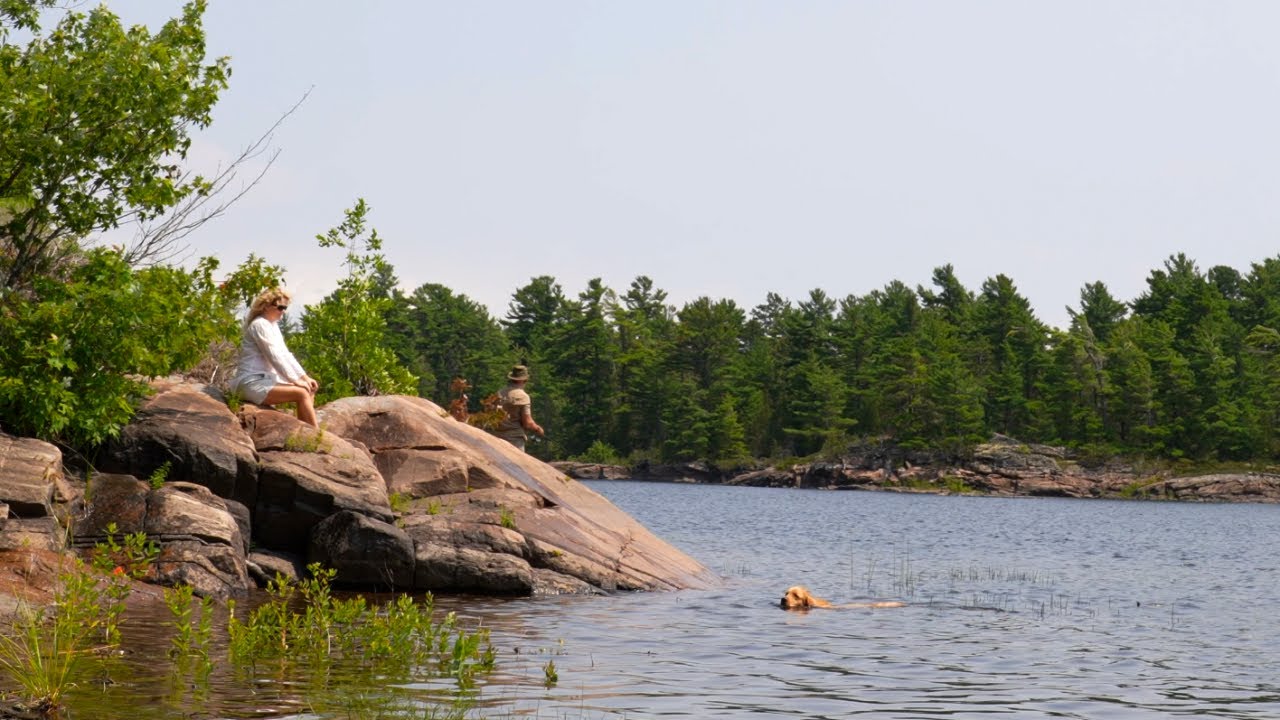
top-left (554, 434), bottom-right (1280, 504)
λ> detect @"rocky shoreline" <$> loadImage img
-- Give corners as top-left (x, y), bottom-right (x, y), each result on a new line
top-left (0, 380), bottom-right (716, 611)
top-left (4, 399), bottom-right (1277, 615)
top-left (553, 435), bottom-right (1280, 504)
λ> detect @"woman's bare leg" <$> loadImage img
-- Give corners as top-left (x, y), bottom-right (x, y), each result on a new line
top-left (264, 385), bottom-right (319, 428)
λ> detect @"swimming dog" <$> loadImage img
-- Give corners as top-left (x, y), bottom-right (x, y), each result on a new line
top-left (780, 585), bottom-right (905, 610)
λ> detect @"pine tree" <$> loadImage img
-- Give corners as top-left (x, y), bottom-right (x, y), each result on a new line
top-left (611, 277), bottom-right (675, 457)
top-left (548, 279), bottom-right (617, 457)
top-left (394, 283), bottom-right (511, 404)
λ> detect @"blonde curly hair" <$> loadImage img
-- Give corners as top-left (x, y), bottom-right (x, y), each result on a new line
top-left (244, 287), bottom-right (292, 330)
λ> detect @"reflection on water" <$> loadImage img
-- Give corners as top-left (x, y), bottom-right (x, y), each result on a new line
top-left (27, 482), bottom-right (1280, 719)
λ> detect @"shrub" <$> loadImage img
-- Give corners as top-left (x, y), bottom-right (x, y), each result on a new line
top-left (0, 251), bottom-right (282, 447)
top-left (575, 440), bottom-right (621, 465)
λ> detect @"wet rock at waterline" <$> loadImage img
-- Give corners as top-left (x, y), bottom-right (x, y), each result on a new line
top-left (246, 548), bottom-right (307, 586)
top-left (308, 510), bottom-right (415, 588)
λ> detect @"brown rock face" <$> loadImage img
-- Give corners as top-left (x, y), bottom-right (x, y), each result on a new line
top-left (1, 383), bottom-right (716, 598)
top-left (242, 405), bottom-right (392, 553)
top-left (75, 473), bottom-right (150, 536)
top-left (145, 482), bottom-right (249, 597)
top-left (73, 477), bottom-right (249, 597)
top-left (0, 432), bottom-right (62, 517)
top-left (320, 395), bottom-right (717, 592)
top-left (103, 380), bottom-right (259, 508)
top-left (0, 518), bottom-right (64, 552)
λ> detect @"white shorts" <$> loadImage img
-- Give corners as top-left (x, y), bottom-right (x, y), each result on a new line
top-left (234, 372), bottom-right (278, 405)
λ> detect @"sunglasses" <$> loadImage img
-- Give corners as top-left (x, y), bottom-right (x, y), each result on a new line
top-left (274, 304), bottom-right (289, 312)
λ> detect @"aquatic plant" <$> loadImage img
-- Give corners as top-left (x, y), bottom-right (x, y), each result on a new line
top-left (164, 584), bottom-right (214, 670)
top-left (946, 566), bottom-right (1056, 585)
top-left (308, 688), bottom-right (473, 720)
top-left (86, 523), bottom-right (154, 644)
top-left (226, 564), bottom-right (495, 688)
top-left (0, 561), bottom-right (123, 712)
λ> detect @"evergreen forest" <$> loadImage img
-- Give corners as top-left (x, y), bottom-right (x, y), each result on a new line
top-left (368, 254), bottom-right (1280, 466)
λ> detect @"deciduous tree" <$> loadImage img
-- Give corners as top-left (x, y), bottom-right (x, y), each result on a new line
top-left (291, 200), bottom-right (417, 403)
top-left (0, 0), bottom-right (229, 292)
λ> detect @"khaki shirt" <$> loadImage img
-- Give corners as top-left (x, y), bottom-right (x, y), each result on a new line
top-left (497, 384), bottom-right (531, 442)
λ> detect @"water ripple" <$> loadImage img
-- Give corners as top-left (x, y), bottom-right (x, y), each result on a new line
top-left (50, 483), bottom-right (1280, 719)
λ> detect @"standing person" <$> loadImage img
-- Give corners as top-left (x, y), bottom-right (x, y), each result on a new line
top-left (231, 288), bottom-right (321, 427)
top-left (496, 364), bottom-right (545, 451)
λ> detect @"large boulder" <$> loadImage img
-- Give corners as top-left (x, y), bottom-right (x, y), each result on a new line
top-left (0, 432), bottom-right (64, 517)
top-left (241, 406), bottom-right (393, 553)
top-left (73, 476), bottom-right (249, 597)
top-left (308, 510), bottom-right (414, 588)
top-left (413, 539), bottom-right (535, 594)
top-left (103, 380), bottom-right (259, 508)
top-left (0, 433), bottom-right (71, 554)
top-left (319, 395), bottom-right (717, 593)
top-left (144, 482), bottom-right (250, 597)
top-left (75, 473), bottom-right (149, 537)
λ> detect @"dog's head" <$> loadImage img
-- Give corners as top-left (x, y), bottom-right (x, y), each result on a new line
top-left (780, 585), bottom-right (831, 610)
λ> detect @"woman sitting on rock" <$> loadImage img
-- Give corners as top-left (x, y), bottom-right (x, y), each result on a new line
top-left (231, 287), bottom-right (320, 427)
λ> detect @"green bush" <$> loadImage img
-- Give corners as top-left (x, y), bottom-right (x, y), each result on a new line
top-left (575, 439), bottom-right (622, 465)
top-left (0, 250), bottom-right (279, 446)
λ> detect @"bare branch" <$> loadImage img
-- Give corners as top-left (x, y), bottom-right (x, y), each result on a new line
top-left (117, 88), bottom-right (312, 267)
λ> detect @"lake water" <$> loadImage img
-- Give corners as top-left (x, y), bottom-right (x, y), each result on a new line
top-left (48, 482), bottom-right (1280, 719)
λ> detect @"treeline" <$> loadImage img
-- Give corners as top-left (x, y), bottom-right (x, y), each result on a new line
top-left (363, 254), bottom-right (1280, 465)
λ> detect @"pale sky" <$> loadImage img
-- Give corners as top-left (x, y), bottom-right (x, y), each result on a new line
top-left (99, 1), bottom-right (1280, 330)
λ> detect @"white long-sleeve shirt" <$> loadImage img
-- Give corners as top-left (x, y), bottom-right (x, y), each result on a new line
top-left (235, 316), bottom-right (306, 385)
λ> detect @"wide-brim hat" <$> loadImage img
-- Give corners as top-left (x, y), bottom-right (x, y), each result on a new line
top-left (508, 365), bottom-right (530, 382)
